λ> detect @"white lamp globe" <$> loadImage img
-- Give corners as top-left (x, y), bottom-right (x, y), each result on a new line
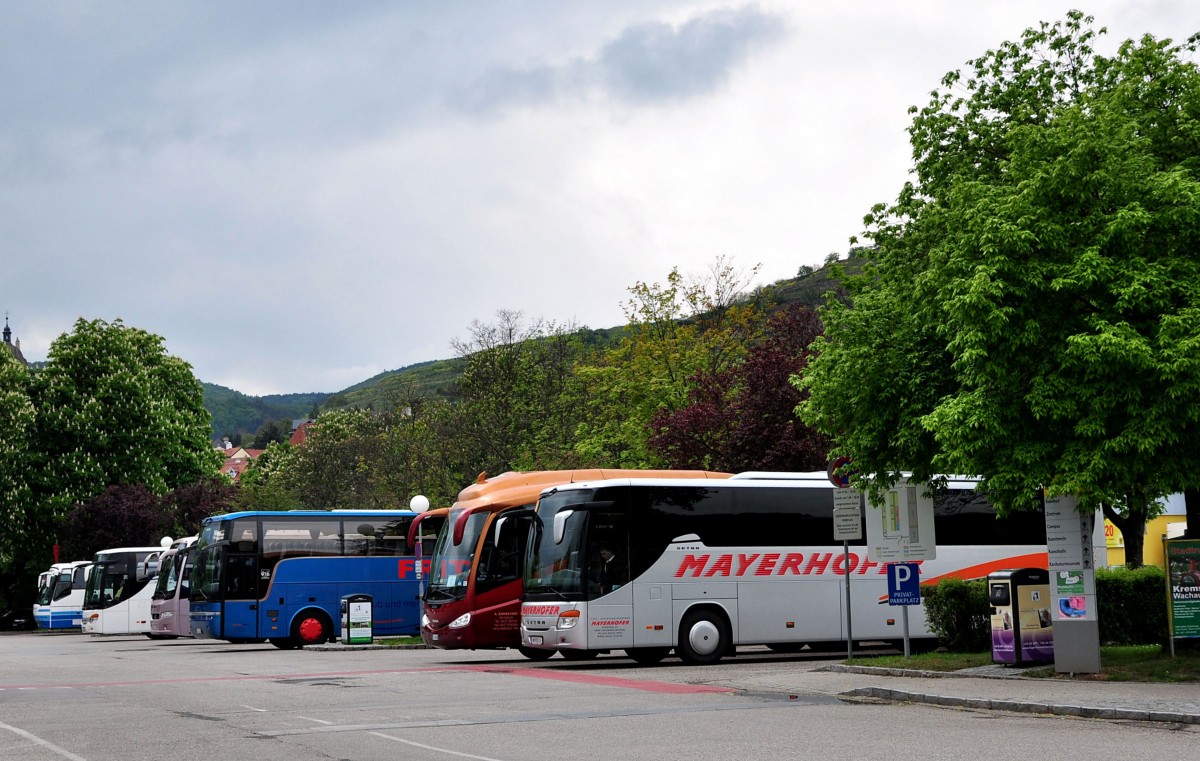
top-left (409, 495), bottom-right (430, 514)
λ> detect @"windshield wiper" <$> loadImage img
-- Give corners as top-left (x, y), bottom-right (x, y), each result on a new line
top-left (533, 585), bottom-right (571, 602)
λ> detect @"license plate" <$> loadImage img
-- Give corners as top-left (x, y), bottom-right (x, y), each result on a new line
top-left (529, 635), bottom-right (543, 645)
top-left (431, 634), bottom-right (439, 641)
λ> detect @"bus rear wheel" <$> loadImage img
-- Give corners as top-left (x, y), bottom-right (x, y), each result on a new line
top-left (678, 609), bottom-right (729, 665)
top-left (625, 647), bottom-right (671, 665)
top-left (291, 611), bottom-right (332, 648)
top-left (517, 645), bottom-right (555, 661)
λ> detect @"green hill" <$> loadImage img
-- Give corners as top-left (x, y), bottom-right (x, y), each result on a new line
top-left (202, 384), bottom-right (329, 441)
top-left (201, 263), bottom-right (856, 434)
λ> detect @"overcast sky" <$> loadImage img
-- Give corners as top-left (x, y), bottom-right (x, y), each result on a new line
top-left (2, 2), bottom-right (1193, 396)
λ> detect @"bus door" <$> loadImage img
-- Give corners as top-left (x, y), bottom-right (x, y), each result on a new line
top-left (585, 509), bottom-right (635, 649)
top-left (221, 543), bottom-right (261, 641)
top-left (473, 509), bottom-right (536, 643)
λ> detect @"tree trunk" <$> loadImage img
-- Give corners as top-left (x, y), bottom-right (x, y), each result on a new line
top-left (1102, 499), bottom-right (1148, 569)
top-left (1185, 488), bottom-right (1200, 540)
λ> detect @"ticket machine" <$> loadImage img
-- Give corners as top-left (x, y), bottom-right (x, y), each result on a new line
top-left (988, 568), bottom-right (1053, 665)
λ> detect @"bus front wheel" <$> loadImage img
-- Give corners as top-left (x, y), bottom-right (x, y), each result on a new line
top-left (518, 645), bottom-right (555, 661)
top-left (292, 611), bottom-right (332, 648)
top-left (678, 609), bottom-right (729, 665)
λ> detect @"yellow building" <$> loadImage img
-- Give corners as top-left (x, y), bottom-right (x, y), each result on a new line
top-left (1104, 493), bottom-right (1188, 567)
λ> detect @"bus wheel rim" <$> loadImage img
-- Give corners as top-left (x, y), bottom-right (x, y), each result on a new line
top-left (688, 620), bottom-right (720, 656)
top-left (299, 617), bottom-right (324, 642)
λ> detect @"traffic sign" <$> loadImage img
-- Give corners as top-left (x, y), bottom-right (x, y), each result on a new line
top-left (887, 562), bottom-right (921, 606)
top-left (827, 456), bottom-right (854, 488)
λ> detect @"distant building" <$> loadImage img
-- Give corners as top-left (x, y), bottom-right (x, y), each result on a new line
top-left (289, 419), bottom-right (315, 446)
top-left (2, 315), bottom-right (27, 366)
top-left (220, 447), bottom-right (264, 482)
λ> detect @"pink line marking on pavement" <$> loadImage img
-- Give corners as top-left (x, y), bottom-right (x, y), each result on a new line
top-left (463, 666), bottom-right (735, 694)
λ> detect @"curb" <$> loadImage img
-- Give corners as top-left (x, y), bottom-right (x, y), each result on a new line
top-left (838, 686), bottom-right (1200, 725)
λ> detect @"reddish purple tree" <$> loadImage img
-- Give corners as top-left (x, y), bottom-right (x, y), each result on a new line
top-left (59, 484), bottom-right (174, 561)
top-left (649, 304), bottom-right (831, 473)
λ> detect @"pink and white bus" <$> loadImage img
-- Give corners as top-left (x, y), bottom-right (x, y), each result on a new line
top-left (520, 472), bottom-right (1049, 664)
top-left (150, 536), bottom-right (197, 639)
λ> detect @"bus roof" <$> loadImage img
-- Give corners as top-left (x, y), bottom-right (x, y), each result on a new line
top-left (200, 509), bottom-right (420, 524)
top-left (453, 469), bottom-right (731, 512)
top-left (92, 546), bottom-right (168, 556)
top-left (539, 472), bottom-right (984, 497)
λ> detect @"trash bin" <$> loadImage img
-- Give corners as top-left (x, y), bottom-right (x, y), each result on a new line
top-left (988, 568), bottom-right (1053, 665)
top-left (340, 594), bottom-right (373, 645)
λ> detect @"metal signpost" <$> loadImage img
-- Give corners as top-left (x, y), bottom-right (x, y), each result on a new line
top-left (828, 457), bottom-right (861, 659)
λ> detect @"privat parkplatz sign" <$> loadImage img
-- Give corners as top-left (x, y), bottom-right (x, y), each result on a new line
top-left (887, 562), bottom-right (921, 606)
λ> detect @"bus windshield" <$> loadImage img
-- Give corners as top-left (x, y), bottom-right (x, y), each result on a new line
top-left (426, 510), bottom-right (487, 602)
top-left (83, 553), bottom-right (152, 609)
top-left (153, 552), bottom-right (182, 599)
top-left (524, 489), bottom-right (595, 599)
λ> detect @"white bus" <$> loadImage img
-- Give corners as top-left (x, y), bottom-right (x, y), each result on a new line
top-left (150, 536), bottom-right (198, 639)
top-left (81, 545), bottom-right (167, 635)
top-left (519, 473), bottom-right (1048, 664)
top-left (34, 561), bottom-right (92, 629)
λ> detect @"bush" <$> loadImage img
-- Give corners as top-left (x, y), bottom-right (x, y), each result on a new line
top-left (923, 577), bottom-right (989, 652)
top-left (1096, 565), bottom-right (1166, 646)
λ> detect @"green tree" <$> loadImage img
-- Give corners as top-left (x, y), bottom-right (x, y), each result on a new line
top-left (0, 348), bottom-right (36, 606)
top-left (32, 319), bottom-right (222, 511)
top-left (251, 419), bottom-right (289, 449)
top-left (234, 442), bottom-right (302, 512)
top-left (574, 257), bottom-right (766, 467)
top-left (277, 409), bottom-right (384, 510)
top-left (799, 13), bottom-right (1200, 567)
top-left (450, 310), bottom-right (590, 475)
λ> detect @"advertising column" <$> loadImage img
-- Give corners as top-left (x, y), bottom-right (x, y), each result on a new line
top-left (1044, 494), bottom-right (1101, 673)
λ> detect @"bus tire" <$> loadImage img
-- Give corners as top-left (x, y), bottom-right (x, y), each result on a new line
top-left (625, 647), bottom-right (671, 665)
top-left (291, 610), bottom-right (332, 648)
top-left (678, 608), bottom-right (729, 665)
top-left (269, 637), bottom-right (297, 650)
top-left (559, 649), bottom-right (599, 661)
top-left (518, 645), bottom-right (555, 661)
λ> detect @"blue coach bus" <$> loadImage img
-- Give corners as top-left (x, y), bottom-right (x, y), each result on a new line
top-left (189, 509), bottom-right (442, 648)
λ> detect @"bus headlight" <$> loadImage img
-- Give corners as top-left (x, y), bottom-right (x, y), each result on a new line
top-left (421, 613), bottom-right (430, 628)
top-left (159, 611), bottom-right (173, 619)
top-left (557, 610), bottom-right (580, 630)
top-left (449, 613), bottom-right (472, 629)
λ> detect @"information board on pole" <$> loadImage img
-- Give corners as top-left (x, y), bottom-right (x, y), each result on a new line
top-left (865, 479), bottom-right (936, 562)
top-left (832, 488), bottom-right (863, 541)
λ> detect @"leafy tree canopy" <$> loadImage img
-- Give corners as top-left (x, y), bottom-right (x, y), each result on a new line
top-left (799, 12), bottom-right (1200, 554)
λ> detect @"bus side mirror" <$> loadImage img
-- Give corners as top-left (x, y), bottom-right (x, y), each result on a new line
top-left (553, 510), bottom-right (574, 545)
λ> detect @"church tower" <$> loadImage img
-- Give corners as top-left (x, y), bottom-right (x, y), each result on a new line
top-left (3, 314), bottom-right (28, 366)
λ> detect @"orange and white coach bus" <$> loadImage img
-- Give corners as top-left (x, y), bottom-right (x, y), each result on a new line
top-left (414, 469), bottom-right (729, 660)
top-left (519, 472), bottom-right (1048, 664)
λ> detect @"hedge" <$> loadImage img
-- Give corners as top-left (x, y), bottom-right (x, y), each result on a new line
top-left (922, 566), bottom-right (1168, 652)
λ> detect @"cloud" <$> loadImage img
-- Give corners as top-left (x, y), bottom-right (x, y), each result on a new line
top-left (459, 5), bottom-right (788, 112)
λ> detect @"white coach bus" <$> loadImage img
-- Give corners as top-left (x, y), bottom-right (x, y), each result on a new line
top-left (519, 472), bottom-right (1047, 664)
top-left (81, 545), bottom-right (167, 635)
